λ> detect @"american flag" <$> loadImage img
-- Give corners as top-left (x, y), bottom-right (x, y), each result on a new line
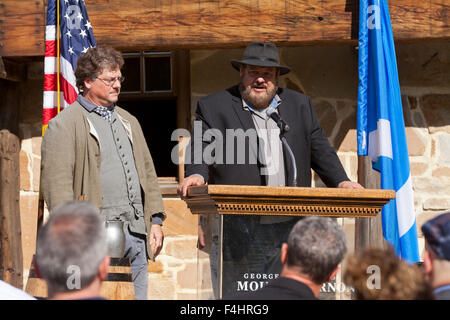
top-left (43, 0), bottom-right (96, 134)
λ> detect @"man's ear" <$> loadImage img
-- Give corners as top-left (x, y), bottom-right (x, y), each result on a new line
top-left (98, 255), bottom-right (110, 281)
top-left (239, 64), bottom-right (245, 78)
top-left (327, 267), bottom-right (340, 282)
top-left (281, 243), bottom-right (288, 265)
top-left (423, 250), bottom-right (434, 276)
top-left (83, 78), bottom-right (94, 91)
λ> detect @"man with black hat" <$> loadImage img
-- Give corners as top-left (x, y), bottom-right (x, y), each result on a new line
top-left (422, 211), bottom-right (450, 299)
top-left (178, 42), bottom-right (362, 298)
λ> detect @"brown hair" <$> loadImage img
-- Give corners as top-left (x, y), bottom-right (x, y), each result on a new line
top-left (343, 246), bottom-right (433, 300)
top-left (74, 46), bottom-right (124, 92)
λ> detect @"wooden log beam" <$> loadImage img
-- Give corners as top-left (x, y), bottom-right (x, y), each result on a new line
top-left (0, 0), bottom-right (45, 56)
top-left (0, 0), bottom-right (449, 56)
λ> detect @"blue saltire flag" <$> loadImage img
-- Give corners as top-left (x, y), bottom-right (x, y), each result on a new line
top-left (357, 0), bottom-right (419, 263)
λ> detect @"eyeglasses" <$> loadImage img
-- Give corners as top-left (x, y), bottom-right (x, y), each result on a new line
top-left (96, 76), bottom-right (125, 86)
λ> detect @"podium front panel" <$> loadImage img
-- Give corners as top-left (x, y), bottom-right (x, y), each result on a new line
top-left (197, 213), bottom-right (302, 299)
top-left (221, 214), bottom-right (301, 298)
top-left (190, 185), bottom-right (394, 299)
top-left (196, 213), bottom-right (354, 300)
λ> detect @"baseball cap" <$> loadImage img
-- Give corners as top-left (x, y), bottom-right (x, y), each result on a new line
top-left (422, 211), bottom-right (450, 260)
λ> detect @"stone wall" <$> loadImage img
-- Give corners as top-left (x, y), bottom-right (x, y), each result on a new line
top-left (148, 199), bottom-right (201, 299)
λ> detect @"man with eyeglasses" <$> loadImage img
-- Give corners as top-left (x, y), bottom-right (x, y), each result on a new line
top-left (41, 46), bottom-right (166, 300)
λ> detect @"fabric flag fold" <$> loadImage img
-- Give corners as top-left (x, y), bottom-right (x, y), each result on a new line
top-left (43, 0), bottom-right (97, 134)
top-left (357, 0), bottom-right (419, 263)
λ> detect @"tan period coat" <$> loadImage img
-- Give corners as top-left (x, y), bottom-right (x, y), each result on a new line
top-left (41, 101), bottom-right (166, 260)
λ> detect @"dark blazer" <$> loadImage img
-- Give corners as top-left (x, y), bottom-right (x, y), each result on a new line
top-left (185, 85), bottom-right (349, 187)
top-left (229, 277), bottom-right (317, 300)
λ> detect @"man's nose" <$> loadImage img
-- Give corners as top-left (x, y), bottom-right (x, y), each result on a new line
top-left (112, 80), bottom-right (121, 88)
top-left (255, 75), bottom-right (266, 83)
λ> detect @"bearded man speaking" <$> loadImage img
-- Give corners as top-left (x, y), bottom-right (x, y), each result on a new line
top-left (178, 42), bottom-right (362, 298)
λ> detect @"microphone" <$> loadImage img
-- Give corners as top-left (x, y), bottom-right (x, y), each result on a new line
top-left (265, 106), bottom-right (297, 186)
top-left (266, 107), bottom-right (290, 133)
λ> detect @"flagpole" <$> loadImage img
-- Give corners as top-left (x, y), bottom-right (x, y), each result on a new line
top-left (356, 155), bottom-right (387, 252)
top-left (56, 0), bottom-right (61, 115)
top-left (355, 156), bottom-right (369, 251)
top-left (38, 0), bottom-right (61, 229)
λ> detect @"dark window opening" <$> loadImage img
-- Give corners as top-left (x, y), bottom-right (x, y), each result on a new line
top-left (121, 52), bottom-right (172, 94)
top-left (120, 57), bottom-right (140, 92)
top-left (118, 98), bottom-right (177, 178)
top-left (145, 56), bottom-right (171, 91)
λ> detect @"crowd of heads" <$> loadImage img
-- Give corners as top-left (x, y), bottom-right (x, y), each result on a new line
top-left (31, 204), bottom-right (450, 300)
top-left (275, 212), bottom-right (450, 300)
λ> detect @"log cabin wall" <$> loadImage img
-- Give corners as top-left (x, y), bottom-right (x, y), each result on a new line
top-left (0, 0), bottom-right (448, 299)
top-left (0, 0), bottom-right (448, 56)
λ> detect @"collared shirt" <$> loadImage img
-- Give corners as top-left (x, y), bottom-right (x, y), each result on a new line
top-left (77, 95), bottom-right (115, 112)
top-left (241, 95), bottom-right (285, 188)
top-left (242, 95), bottom-right (293, 224)
top-left (434, 284), bottom-right (450, 299)
top-left (77, 95), bottom-right (114, 122)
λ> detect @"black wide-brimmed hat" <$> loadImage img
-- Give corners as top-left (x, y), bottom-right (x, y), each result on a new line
top-left (231, 42), bottom-right (291, 75)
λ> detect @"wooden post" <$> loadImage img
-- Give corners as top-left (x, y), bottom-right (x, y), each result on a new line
top-left (356, 155), bottom-right (387, 251)
top-left (174, 50), bottom-right (191, 132)
top-left (0, 75), bottom-right (23, 288)
top-left (0, 129), bottom-right (23, 288)
top-left (173, 50), bottom-right (191, 182)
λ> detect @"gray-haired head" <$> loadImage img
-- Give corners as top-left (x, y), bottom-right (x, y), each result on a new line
top-left (286, 216), bottom-right (347, 284)
top-left (36, 201), bottom-right (107, 294)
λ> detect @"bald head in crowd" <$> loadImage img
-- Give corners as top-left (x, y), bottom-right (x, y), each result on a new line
top-left (35, 201), bottom-right (110, 300)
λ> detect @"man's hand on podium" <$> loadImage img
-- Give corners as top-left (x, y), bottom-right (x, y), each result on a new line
top-left (177, 175), bottom-right (205, 197)
top-left (338, 180), bottom-right (364, 189)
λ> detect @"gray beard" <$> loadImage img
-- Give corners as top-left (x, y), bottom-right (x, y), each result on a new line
top-left (239, 84), bottom-right (278, 109)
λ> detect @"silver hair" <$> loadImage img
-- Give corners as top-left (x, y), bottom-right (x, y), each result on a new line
top-left (36, 201), bottom-right (107, 293)
top-left (286, 216), bottom-right (347, 284)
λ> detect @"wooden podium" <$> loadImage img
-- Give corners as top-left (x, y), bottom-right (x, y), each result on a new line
top-left (185, 184), bottom-right (395, 218)
top-left (183, 185), bottom-right (395, 299)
